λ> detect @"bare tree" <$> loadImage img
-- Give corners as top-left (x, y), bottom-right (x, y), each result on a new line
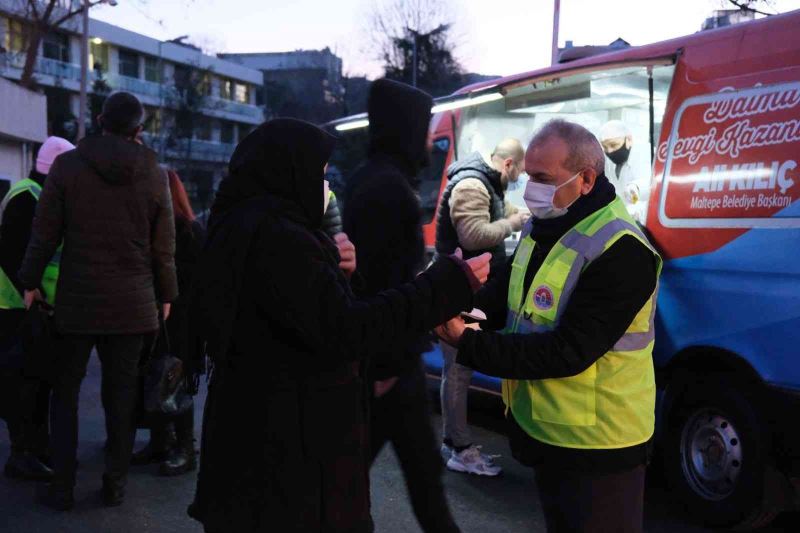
top-left (364, 0), bottom-right (464, 96)
top-left (724, 0), bottom-right (777, 16)
top-left (6, 1), bottom-right (109, 89)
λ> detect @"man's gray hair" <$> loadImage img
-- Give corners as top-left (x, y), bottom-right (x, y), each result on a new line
top-left (530, 119), bottom-right (605, 174)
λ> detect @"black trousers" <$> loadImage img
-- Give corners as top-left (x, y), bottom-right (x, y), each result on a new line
top-left (369, 364), bottom-right (460, 533)
top-left (1, 309), bottom-right (50, 457)
top-left (50, 333), bottom-right (145, 488)
top-left (534, 463), bottom-right (646, 533)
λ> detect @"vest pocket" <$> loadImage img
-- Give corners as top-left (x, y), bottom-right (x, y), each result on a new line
top-left (530, 363), bottom-right (597, 426)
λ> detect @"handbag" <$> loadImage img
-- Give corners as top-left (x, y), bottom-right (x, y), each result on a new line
top-left (143, 316), bottom-right (193, 416)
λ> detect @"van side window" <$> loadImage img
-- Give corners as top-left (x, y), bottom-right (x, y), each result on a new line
top-left (456, 65), bottom-right (676, 225)
top-left (418, 137), bottom-right (451, 225)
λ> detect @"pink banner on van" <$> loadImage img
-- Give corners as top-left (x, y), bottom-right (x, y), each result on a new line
top-left (658, 83), bottom-right (800, 227)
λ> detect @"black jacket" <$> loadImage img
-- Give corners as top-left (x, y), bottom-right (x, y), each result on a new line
top-left (166, 217), bottom-right (205, 383)
top-left (435, 152), bottom-right (507, 270)
top-left (456, 175), bottom-right (658, 473)
top-left (342, 79), bottom-right (434, 381)
top-left (18, 135), bottom-right (178, 334)
top-left (189, 119), bottom-right (475, 533)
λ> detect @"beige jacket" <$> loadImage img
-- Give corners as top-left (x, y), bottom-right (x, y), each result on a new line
top-left (448, 178), bottom-right (520, 252)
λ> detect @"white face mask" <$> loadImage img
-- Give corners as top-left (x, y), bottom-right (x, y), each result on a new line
top-left (523, 172), bottom-right (581, 219)
top-left (323, 180), bottom-right (331, 215)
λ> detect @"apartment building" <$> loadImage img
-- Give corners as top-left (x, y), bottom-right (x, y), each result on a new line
top-left (221, 48), bottom-right (346, 123)
top-left (0, 2), bottom-right (264, 210)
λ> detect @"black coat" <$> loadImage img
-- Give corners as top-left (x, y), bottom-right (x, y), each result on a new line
top-left (189, 119), bottom-right (474, 533)
top-left (18, 135), bottom-right (178, 334)
top-left (343, 79), bottom-right (434, 380)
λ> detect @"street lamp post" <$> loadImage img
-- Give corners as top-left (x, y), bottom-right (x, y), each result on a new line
top-left (78, 0), bottom-right (117, 141)
top-left (551, 0), bottom-right (561, 65)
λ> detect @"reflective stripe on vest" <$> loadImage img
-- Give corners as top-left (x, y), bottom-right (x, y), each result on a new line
top-left (502, 197), bottom-right (663, 450)
top-left (0, 179), bottom-right (60, 309)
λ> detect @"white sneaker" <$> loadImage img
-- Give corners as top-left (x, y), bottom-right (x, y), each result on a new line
top-left (446, 445), bottom-right (502, 476)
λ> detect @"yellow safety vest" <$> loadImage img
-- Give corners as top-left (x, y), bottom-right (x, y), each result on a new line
top-left (502, 197), bottom-right (662, 449)
top-left (0, 179), bottom-right (61, 309)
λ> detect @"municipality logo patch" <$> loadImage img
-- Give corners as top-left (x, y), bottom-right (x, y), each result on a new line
top-left (533, 285), bottom-right (554, 310)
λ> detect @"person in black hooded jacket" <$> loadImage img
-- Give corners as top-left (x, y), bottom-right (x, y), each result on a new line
top-left (343, 79), bottom-right (461, 533)
top-left (187, 118), bottom-right (489, 533)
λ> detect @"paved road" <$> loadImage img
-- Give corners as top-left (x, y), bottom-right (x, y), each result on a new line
top-left (0, 356), bottom-right (797, 532)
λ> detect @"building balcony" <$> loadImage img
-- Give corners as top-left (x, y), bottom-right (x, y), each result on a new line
top-left (105, 73), bottom-right (179, 101)
top-left (205, 95), bottom-right (263, 119)
top-left (2, 52), bottom-right (82, 82)
top-left (142, 133), bottom-right (235, 163)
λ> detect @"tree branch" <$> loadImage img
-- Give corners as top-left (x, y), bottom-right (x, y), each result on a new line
top-left (727, 0), bottom-right (774, 16)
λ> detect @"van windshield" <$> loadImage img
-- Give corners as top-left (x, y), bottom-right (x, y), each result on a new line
top-left (456, 64), bottom-right (675, 225)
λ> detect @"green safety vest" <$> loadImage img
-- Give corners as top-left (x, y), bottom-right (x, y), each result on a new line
top-left (0, 179), bottom-right (61, 309)
top-left (502, 197), bottom-right (662, 449)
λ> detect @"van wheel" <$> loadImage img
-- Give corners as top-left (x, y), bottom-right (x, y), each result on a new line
top-left (664, 378), bottom-right (780, 529)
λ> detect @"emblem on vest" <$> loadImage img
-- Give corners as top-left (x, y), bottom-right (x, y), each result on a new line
top-left (533, 285), bottom-right (554, 311)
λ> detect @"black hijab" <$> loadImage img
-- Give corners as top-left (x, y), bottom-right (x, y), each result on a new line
top-left (194, 119), bottom-right (336, 364)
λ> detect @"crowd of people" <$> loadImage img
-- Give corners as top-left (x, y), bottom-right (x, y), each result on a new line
top-left (0, 79), bottom-right (661, 533)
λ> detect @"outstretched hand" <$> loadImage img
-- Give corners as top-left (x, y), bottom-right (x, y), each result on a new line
top-left (435, 315), bottom-right (480, 348)
top-left (454, 248), bottom-right (491, 285)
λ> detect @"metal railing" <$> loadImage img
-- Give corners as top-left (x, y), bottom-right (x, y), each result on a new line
top-left (205, 95), bottom-right (263, 119)
top-left (2, 52), bottom-right (83, 82)
top-left (142, 133), bottom-right (236, 163)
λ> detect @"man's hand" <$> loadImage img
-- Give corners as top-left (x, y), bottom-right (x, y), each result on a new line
top-left (24, 289), bottom-right (43, 310)
top-left (162, 302), bottom-right (171, 321)
top-left (334, 232), bottom-right (357, 278)
top-left (507, 212), bottom-right (529, 232)
top-left (454, 248), bottom-right (491, 285)
top-left (435, 315), bottom-right (481, 347)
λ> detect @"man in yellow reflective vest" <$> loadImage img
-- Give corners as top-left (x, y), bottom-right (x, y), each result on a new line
top-left (0, 136), bottom-right (74, 481)
top-left (437, 119), bottom-right (661, 533)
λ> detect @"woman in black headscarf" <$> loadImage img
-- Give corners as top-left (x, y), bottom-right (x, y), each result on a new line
top-left (187, 119), bottom-right (488, 533)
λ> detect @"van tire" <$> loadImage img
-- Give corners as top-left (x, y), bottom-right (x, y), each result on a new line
top-left (663, 377), bottom-right (780, 529)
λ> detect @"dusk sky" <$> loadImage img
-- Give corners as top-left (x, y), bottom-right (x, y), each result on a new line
top-left (92, 0), bottom-right (800, 78)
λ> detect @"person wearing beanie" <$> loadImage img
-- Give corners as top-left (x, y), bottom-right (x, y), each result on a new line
top-left (19, 91), bottom-right (178, 510)
top-left (0, 136), bottom-right (74, 482)
top-left (343, 79), bottom-right (462, 533)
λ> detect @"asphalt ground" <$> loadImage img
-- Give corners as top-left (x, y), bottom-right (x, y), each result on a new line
top-left (0, 355), bottom-right (797, 532)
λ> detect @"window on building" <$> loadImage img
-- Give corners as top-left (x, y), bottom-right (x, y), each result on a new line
top-left (220, 79), bottom-right (234, 100)
top-left (42, 31), bottom-right (70, 62)
top-left (142, 107), bottom-right (161, 136)
top-left (235, 83), bottom-right (249, 104)
top-left (238, 123), bottom-right (253, 141)
top-left (118, 49), bottom-right (140, 78)
top-left (144, 57), bottom-right (160, 83)
top-left (195, 116), bottom-right (212, 141)
top-left (220, 121), bottom-right (235, 144)
top-left (5, 19), bottom-right (28, 54)
top-left (90, 41), bottom-right (109, 72)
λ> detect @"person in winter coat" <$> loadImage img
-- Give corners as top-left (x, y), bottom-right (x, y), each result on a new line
top-left (132, 169), bottom-right (204, 476)
top-left (187, 118), bottom-right (489, 533)
top-left (342, 78), bottom-right (461, 533)
top-left (321, 190), bottom-right (343, 237)
top-left (19, 92), bottom-right (178, 510)
top-left (0, 136), bottom-right (74, 481)
top-left (435, 139), bottom-right (528, 477)
top-left (437, 119), bottom-right (660, 533)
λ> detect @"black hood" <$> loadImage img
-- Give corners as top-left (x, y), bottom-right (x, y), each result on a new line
top-left (446, 151), bottom-right (504, 196)
top-left (210, 118), bottom-right (336, 230)
top-left (367, 79), bottom-right (433, 177)
top-left (77, 135), bottom-right (152, 185)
